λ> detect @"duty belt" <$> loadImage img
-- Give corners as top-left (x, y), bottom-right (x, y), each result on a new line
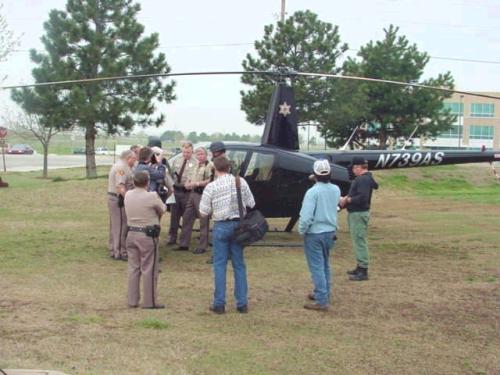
top-left (173, 185), bottom-right (191, 193)
top-left (128, 226), bottom-right (147, 232)
top-left (107, 192), bottom-right (118, 197)
top-left (193, 186), bottom-right (204, 194)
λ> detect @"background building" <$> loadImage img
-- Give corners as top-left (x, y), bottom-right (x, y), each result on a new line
top-left (418, 92), bottom-right (500, 149)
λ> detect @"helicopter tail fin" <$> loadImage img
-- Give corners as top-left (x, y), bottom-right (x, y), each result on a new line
top-left (261, 83), bottom-right (299, 150)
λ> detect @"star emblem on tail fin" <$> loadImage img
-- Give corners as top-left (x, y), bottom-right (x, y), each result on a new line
top-left (279, 102), bottom-right (291, 117)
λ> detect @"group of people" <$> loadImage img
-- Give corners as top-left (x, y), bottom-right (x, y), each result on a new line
top-left (107, 140), bottom-right (378, 313)
top-left (107, 140), bottom-right (255, 311)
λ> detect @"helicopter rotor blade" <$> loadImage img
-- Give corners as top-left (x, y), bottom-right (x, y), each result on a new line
top-left (2, 69), bottom-right (500, 101)
top-left (294, 71), bottom-right (500, 100)
top-left (0, 70), bottom-right (272, 90)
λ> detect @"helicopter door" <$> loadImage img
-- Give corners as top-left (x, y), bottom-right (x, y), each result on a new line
top-left (226, 149), bottom-right (251, 176)
top-left (244, 152), bottom-right (275, 182)
top-left (243, 151), bottom-right (276, 216)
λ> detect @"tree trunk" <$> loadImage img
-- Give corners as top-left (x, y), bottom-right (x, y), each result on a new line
top-left (378, 129), bottom-right (387, 150)
top-left (42, 143), bottom-right (49, 178)
top-left (85, 124), bottom-right (97, 178)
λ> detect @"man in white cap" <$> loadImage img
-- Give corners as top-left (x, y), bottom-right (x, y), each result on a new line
top-left (298, 159), bottom-right (340, 311)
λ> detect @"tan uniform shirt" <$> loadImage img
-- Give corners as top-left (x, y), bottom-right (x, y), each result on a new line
top-left (108, 160), bottom-right (134, 194)
top-left (191, 161), bottom-right (214, 183)
top-left (172, 156), bottom-right (197, 185)
top-left (124, 188), bottom-right (166, 227)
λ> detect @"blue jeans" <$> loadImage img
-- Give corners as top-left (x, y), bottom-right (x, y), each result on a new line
top-left (212, 220), bottom-right (248, 308)
top-left (304, 232), bottom-right (335, 306)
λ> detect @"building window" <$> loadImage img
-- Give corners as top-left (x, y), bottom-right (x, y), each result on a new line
top-left (470, 103), bottom-right (494, 117)
top-left (439, 125), bottom-right (463, 138)
top-left (469, 125), bottom-right (494, 139)
top-left (442, 102), bottom-right (464, 115)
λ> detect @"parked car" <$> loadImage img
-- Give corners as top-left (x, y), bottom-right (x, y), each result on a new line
top-left (95, 147), bottom-right (110, 155)
top-left (7, 144), bottom-right (34, 155)
top-left (72, 147), bottom-right (86, 154)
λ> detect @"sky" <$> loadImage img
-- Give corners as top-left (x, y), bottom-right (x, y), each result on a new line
top-left (0, 0), bottom-right (499, 137)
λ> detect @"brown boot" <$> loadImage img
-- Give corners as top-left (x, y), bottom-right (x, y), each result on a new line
top-left (303, 303), bottom-right (329, 311)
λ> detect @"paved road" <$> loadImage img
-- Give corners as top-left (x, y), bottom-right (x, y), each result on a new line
top-left (0, 153), bottom-right (116, 172)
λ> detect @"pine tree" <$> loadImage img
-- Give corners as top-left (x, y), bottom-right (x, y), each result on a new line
top-left (240, 10), bottom-right (347, 127)
top-left (12, 0), bottom-right (175, 177)
top-left (321, 25), bottom-right (455, 149)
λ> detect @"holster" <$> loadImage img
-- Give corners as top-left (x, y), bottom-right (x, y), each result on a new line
top-left (117, 195), bottom-right (124, 207)
top-left (145, 225), bottom-right (161, 238)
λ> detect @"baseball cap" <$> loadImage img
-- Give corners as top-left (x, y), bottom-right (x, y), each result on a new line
top-left (209, 141), bottom-right (226, 153)
top-left (313, 159), bottom-right (331, 176)
top-left (349, 156), bottom-right (368, 167)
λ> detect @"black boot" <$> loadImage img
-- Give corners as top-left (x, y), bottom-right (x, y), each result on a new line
top-left (346, 266), bottom-right (361, 276)
top-left (349, 267), bottom-right (368, 281)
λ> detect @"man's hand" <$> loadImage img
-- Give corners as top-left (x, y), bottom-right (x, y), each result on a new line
top-left (339, 196), bottom-right (349, 208)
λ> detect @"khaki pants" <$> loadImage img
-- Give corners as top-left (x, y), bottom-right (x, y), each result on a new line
top-left (108, 195), bottom-right (127, 258)
top-left (179, 192), bottom-right (210, 250)
top-left (126, 231), bottom-right (160, 308)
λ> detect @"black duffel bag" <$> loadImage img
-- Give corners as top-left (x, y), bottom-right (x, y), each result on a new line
top-left (233, 176), bottom-right (268, 246)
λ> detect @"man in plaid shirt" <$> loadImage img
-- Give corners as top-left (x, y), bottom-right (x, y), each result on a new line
top-left (200, 156), bottom-right (255, 314)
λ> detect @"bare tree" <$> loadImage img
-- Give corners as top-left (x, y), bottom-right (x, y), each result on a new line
top-left (3, 110), bottom-right (63, 178)
top-left (0, 3), bottom-right (19, 81)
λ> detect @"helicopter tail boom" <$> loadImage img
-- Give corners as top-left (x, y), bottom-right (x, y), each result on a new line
top-left (308, 149), bottom-right (500, 170)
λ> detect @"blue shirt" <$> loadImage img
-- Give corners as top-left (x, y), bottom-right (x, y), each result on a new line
top-left (135, 162), bottom-right (166, 193)
top-left (299, 182), bottom-right (341, 235)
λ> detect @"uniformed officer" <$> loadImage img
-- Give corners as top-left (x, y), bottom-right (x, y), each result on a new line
top-left (107, 150), bottom-right (136, 260)
top-left (124, 170), bottom-right (167, 309)
top-left (129, 145), bottom-right (140, 171)
top-left (167, 141), bottom-right (197, 245)
top-left (178, 147), bottom-right (214, 253)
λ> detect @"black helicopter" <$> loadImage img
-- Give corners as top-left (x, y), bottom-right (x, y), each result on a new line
top-left (164, 78), bottom-right (500, 231)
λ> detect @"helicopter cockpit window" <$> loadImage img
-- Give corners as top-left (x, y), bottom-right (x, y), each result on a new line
top-left (226, 150), bottom-right (248, 175)
top-left (245, 152), bottom-right (274, 182)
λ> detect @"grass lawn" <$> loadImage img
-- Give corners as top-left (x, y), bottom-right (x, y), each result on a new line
top-left (0, 165), bottom-right (499, 375)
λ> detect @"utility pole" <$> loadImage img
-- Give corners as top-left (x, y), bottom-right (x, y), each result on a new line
top-left (280, 0), bottom-right (286, 22)
top-left (458, 95), bottom-right (464, 148)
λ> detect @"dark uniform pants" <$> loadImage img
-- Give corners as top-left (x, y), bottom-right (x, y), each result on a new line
top-left (108, 195), bottom-right (127, 258)
top-left (179, 192), bottom-right (210, 250)
top-left (168, 190), bottom-right (189, 242)
top-left (126, 231), bottom-right (160, 308)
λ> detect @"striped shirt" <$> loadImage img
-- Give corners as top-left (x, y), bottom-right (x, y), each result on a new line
top-left (199, 174), bottom-right (255, 221)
